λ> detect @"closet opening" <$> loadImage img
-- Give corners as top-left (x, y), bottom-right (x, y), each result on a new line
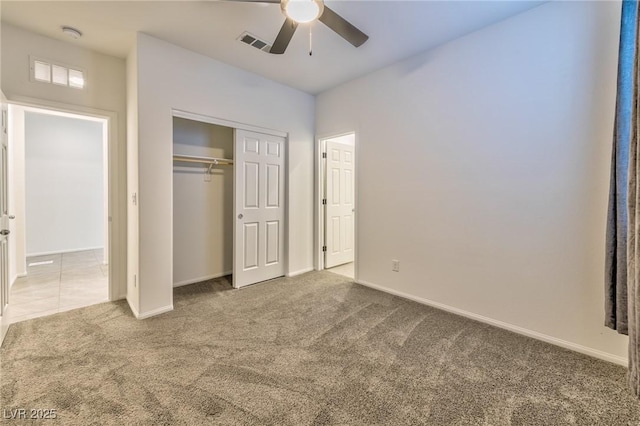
top-left (172, 117), bottom-right (234, 290)
top-left (171, 110), bottom-right (288, 293)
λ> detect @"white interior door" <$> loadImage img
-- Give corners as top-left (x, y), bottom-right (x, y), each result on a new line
top-left (234, 129), bottom-right (285, 288)
top-left (1, 103), bottom-right (10, 342)
top-left (325, 140), bottom-right (354, 268)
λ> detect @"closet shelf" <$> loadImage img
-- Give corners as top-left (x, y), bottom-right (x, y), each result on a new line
top-left (173, 154), bottom-right (234, 166)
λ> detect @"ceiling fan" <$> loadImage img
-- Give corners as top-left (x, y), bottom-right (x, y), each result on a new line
top-left (231, 0), bottom-right (369, 54)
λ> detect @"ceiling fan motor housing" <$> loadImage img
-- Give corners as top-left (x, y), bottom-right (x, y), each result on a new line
top-left (281, 0), bottom-right (325, 24)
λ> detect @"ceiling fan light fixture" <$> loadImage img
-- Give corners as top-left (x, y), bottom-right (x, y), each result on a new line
top-left (281, 0), bottom-right (324, 24)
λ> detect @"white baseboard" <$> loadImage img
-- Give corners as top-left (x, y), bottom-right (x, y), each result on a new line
top-left (27, 246), bottom-right (105, 257)
top-left (0, 304), bottom-right (12, 347)
top-left (173, 271), bottom-right (232, 288)
top-left (126, 297), bottom-right (139, 318)
top-left (357, 279), bottom-right (628, 367)
top-left (286, 267), bottom-right (314, 278)
top-left (127, 298), bottom-right (173, 320)
top-left (137, 304), bottom-right (174, 320)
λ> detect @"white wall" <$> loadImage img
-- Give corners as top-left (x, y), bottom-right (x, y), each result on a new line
top-left (173, 118), bottom-right (233, 286)
top-left (129, 33), bottom-right (315, 316)
top-left (24, 111), bottom-right (104, 256)
top-left (316, 1), bottom-right (628, 362)
top-left (126, 40), bottom-right (139, 309)
top-left (1, 24), bottom-right (127, 298)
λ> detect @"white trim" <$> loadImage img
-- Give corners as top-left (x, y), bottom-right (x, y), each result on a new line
top-left (0, 303), bottom-right (11, 347)
top-left (314, 136), bottom-right (324, 271)
top-left (26, 246), bottom-right (104, 258)
top-left (172, 109), bottom-right (287, 138)
top-left (103, 120), bottom-right (109, 266)
top-left (286, 267), bottom-right (314, 278)
top-left (137, 304), bottom-right (174, 320)
top-left (173, 271), bottom-right (232, 288)
top-left (8, 100), bottom-right (107, 123)
top-left (357, 279), bottom-right (628, 367)
top-left (127, 297), bottom-right (139, 318)
top-left (127, 298), bottom-right (173, 320)
top-left (284, 132), bottom-right (290, 285)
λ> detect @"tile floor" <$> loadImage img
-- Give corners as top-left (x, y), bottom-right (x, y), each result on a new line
top-left (327, 262), bottom-right (354, 279)
top-left (8, 249), bottom-right (109, 324)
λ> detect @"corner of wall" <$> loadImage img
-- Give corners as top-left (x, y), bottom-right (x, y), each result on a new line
top-left (125, 37), bottom-right (140, 315)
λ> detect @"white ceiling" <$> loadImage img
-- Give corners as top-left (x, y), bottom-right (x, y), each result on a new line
top-left (1, 1), bottom-right (544, 94)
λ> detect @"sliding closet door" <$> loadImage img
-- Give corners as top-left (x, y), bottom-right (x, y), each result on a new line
top-left (233, 129), bottom-right (285, 288)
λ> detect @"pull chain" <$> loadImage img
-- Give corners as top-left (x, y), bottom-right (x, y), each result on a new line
top-left (309, 24), bottom-right (313, 56)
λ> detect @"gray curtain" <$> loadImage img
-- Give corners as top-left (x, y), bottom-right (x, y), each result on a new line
top-left (606, 0), bottom-right (640, 396)
top-left (607, 0), bottom-right (638, 335)
top-left (629, 1), bottom-right (640, 391)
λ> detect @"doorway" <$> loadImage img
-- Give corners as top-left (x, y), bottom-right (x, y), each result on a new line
top-left (318, 132), bottom-right (356, 280)
top-left (6, 104), bottom-right (110, 323)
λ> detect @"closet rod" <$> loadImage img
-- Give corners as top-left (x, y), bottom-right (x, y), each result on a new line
top-left (173, 154), bottom-right (234, 165)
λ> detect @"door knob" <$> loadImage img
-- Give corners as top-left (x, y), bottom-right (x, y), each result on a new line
top-left (8, 215), bottom-right (15, 219)
top-left (238, 214), bottom-right (244, 219)
top-left (0, 230), bottom-right (9, 236)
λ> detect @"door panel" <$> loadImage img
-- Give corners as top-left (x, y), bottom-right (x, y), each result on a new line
top-left (234, 130), bottom-right (285, 288)
top-left (325, 141), bottom-right (355, 268)
top-left (266, 141), bottom-right (280, 157)
top-left (345, 169), bottom-right (353, 204)
top-left (266, 221), bottom-right (279, 265)
top-left (266, 164), bottom-right (279, 207)
top-left (245, 137), bottom-right (259, 154)
top-left (344, 215), bottom-right (353, 251)
top-left (243, 222), bottom-right (259, 270)
top-left (244, 163), bottom-right (259, 208)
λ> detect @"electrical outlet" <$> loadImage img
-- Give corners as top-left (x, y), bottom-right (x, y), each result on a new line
top-left (392, 260), bottom-right (400, 272)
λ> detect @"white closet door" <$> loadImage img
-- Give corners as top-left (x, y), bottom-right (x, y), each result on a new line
top-left (233, 129), bottom-right (285, 288)
top-left (325, 140), bottom-right (354, 268)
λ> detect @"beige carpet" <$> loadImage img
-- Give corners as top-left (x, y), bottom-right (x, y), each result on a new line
top-left (1, 271), bottom-right (640, 425)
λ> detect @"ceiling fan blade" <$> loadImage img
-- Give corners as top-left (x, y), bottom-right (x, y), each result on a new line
top-left (270, 18), bottom-right (298, 54)
top-left (319, 6), bottom-right (369, 48)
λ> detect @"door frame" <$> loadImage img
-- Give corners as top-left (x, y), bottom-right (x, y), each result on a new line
top-left (315, 131), bottom-right (358, 279)
top-left (5, 95), bottom-right (119, 302)
top-left (170, 109), bottom-right (290, 285)
top-left (1, 100), bottom-right (10, 344)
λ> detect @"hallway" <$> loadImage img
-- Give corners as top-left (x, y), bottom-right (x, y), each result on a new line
top-left (7, 249), bottom-right (108, 323)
